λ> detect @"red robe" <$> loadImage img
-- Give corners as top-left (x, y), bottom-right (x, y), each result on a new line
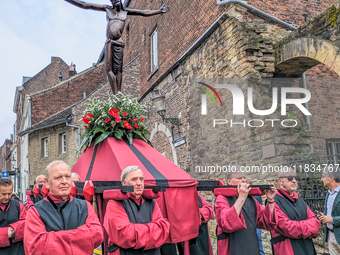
top-left (182, 194), bottom-right (214, 255)
top-left (0, 201), bottom-right (26, 248)
top-left (25, 195), bottom-right (34, 210)
top-left (24, 193), bottom-right (103, 255)
top-left (103, 194), bottom-right (170, 255)
top-left (270, 188), bottom-right (320, 255)
top-left (214, 195), bottom-right (276, 255)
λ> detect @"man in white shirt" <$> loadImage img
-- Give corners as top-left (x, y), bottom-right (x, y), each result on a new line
top-left (319, 167), bottom-right (340, 255)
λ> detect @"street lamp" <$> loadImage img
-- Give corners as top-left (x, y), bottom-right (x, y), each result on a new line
top-left (10, 156), bottom-right (20, 195)
top-left (151, 89), bottom-right (181, 141)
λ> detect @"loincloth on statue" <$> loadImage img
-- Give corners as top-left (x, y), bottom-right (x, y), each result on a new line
top-left (106, 39), bottom-right (124, 75)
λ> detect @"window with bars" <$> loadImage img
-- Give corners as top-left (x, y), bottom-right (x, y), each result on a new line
top-left (326, 139), bottom-right (340, 155)
top-left (151, 29), bottom-right (158, 72)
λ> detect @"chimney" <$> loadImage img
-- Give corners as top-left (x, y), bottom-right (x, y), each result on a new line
top-left (69, 62), bottom-right (77, 77)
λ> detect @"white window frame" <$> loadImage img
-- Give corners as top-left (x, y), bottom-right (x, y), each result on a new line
top-left (43, 138), bottom-right (48, 158)
top-left (151, 29), bottom-right (158, 72)
top-left (61, 133), bottom-right (66, 154)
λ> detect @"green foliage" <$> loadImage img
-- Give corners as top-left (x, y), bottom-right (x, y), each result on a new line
top-left (285, 111), bottom-right (310, 135)
top-left (326, 6), bottom-right (340, 27)
top-left (80, 92), bottom-right (150, 150)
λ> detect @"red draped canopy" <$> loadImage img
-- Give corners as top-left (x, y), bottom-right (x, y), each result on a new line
top-left (72, 137), bottom-right (200, 246)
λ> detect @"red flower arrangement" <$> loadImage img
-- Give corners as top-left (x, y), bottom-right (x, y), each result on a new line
top-left (81, 93), bottom-right (150, 149)
top-left (83, 113), bottom-right (93, 124)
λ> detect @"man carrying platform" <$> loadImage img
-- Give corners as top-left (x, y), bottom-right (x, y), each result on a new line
top-left (215, 168), bottom-right (276, 255)
top-left (104, 165), bottom-right (170, 255)
top-left (0, 179), bottom-right (26, 255)
top-left (24, 160), bottom-right (103, 254)
top-left (25, 174), bottom-right (47, 210)
top-left (270, 168), bottom-right (320, 255)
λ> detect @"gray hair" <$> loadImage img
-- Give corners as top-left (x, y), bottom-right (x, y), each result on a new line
top-left (121, 165), bottom-right (142, 182)
top-left (71, 172), bottom-right (80, 179)
top-left (0, 178), bottom-right (13, 187)
top-left (324, 166), bottom-right (340, 183)
top-left (225, 165), bottom-right (242, 183)
top-left (278, 167), bottom-right (296, 178)
top-left (45, 160), bottom-right (70, 180)
top-left (36, 174), bottom-right (47, 182)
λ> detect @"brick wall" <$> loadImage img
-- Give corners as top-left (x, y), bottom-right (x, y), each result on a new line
top-left (305, 64), bottom-right (340, 151)
top-left (123, 0), bottom-right (337, 97)
top-left (139, 15), bottom-right (306, 177)
top-left (22, 57), bottom-right (70, 95)
top-left (30, 63), bottom-right (106, 125)
top-left (121, 55), bottom-right (141, 99)
top-left (151, 131), bottom-right (174, 163)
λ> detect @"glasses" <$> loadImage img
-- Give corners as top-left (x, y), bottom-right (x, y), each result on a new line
top-left (283, 176), bottom-right (297, 181)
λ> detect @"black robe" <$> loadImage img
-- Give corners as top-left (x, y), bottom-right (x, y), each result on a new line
top-left (217, 196), bottom-right (260, 255)
top-left (107, 198), bottom-right (159, 255)
top-left (0, 199), bottom-right (24, 255)
top-left (273, 191), bottom-right (316, 255)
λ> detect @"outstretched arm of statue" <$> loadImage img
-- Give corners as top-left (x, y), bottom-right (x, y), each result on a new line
top-left (126, 3), bottom-right (169, 16)
top-left (64, 0), bottom-right (106, 11)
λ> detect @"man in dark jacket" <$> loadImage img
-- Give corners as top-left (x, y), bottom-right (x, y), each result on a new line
top-left (319, 167), bottom-right (340, 255)
top-left (0, 178), bottom-right (26, 255)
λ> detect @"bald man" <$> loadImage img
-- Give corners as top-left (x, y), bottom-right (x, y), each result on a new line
top-left (25, 175), bottom-right (48, 210)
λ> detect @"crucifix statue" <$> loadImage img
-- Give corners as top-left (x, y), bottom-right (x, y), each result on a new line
top-left (64, 0), bottom-right (169, 94)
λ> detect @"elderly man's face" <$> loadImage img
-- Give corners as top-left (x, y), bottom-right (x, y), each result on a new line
top-left (278, 175), bottom-right (298, 192)
top-left (123, 169), bottom-right (144, 199)
top-left (227, 172), bottom-right (247, 186)
top-left (72, 174), bottom-right (81, 182)
top-left (0, 184), bottom-right (13, 205)
top-left (47, 163), bottom-right (72, 200)
top-left (36, 175), bottom-right (47, 185)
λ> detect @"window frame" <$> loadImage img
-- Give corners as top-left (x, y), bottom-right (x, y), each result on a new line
top-left (151, 29), bottom-right (158, 73)
top-left (60, 133), bottom-right (67, 154)
top-left (42, 137), bottom-right (48, 158)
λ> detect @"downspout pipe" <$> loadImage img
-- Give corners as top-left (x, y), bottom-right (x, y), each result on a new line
top-left (302, 72), bottom-right (313, 152)
top-left (66, 116), bottom-right (81, 158)
top-left (216, 0), bottom-right (296, 30)
top-left (217, 0), bottom-right (311, 150)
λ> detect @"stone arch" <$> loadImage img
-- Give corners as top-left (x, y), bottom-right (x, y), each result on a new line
top-left (150, 122), bottom-right (178, 166)
top-left (275, 37), bottom-right (340, 76)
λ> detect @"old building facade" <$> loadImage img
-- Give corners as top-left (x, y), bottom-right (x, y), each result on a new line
top-left (19, 62), bottom-right (107, 188)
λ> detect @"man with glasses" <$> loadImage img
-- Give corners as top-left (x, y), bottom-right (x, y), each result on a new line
top-left (318, 167), bottom-right (340, 255)
top-left (214, 167), bottom-right (276, 255)
top-left (270, 168), bottom-right (320, 255)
